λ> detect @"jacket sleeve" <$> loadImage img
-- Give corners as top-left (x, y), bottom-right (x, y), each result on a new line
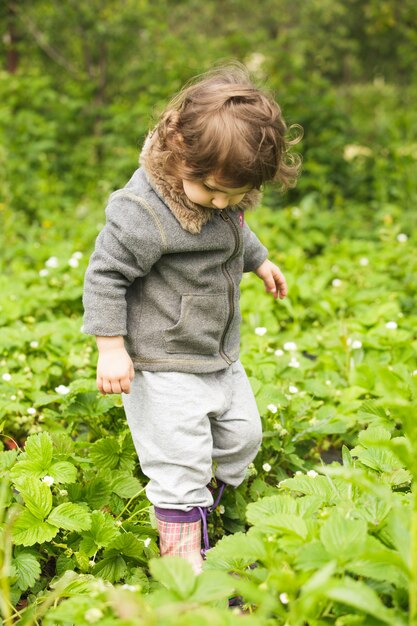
top-left (242, 222), bottom-right (268, 273)
top-left (82, 196), bottom-right (164, 336)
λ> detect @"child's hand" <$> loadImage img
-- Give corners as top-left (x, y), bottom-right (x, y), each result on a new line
top-left (254, 259), bottom-right (288, 299)
top-left (96, 339), bottom-right (135, 394)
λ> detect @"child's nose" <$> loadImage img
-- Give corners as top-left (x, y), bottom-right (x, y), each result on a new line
top-left (212, 194), bottom-right (229, 209)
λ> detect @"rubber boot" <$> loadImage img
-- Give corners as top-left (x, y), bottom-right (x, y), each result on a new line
top-left (155, 507), bottom-right (204, 575)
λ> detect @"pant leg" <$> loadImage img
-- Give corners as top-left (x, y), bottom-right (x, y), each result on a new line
top-left (122, 370), bottom-right (224, 511)
top-left (209, 360), bottom-right (262, 487)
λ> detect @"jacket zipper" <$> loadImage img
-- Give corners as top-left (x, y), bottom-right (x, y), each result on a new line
top-left (219, 211), bottom-right (241, 364)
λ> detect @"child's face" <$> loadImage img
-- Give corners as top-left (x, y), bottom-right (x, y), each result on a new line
top-left (182, 177), bottom-right (252, 210)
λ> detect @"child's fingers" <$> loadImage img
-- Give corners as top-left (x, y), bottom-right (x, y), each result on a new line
top-left (101, 378), bottom-right (113, 395)
top-left (273, 269), bottom-right (288, 298)
top-left (97, 376), bottom-right (105, 395)
top-left (120, 375), bottom-right (132, 394)
top-left (263, 272), bottom-right (278, 296)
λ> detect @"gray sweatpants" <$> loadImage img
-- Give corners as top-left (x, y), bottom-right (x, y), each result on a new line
top-left (122, 360), bottom-right (262, 511)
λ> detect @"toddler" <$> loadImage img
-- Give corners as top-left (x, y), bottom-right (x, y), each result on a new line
top-left (82, 63), bottom-right (301, 574)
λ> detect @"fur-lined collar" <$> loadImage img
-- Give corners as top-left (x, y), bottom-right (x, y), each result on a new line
top-left (139, 131), bottom-right (261, 234)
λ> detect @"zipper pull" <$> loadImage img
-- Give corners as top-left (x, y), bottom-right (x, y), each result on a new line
top-left (220, 211), bottom-right (230, 221)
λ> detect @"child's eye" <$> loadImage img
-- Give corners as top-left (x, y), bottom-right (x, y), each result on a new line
top-left (203, 184), bottom-right (215, 191)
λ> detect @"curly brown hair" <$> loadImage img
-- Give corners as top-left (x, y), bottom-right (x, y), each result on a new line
top-left (153, 62), bottom-right (302, 191)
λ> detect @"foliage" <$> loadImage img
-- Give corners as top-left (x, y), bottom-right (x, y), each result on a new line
top-left (1, 2), bottom-right (417, 622)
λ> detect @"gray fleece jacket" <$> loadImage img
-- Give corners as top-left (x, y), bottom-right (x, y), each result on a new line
top-left (82, 134), bottom-right (268, 373)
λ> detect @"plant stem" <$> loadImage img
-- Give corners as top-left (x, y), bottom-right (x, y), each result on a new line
top-left (410, 482), bottom-right (417, 626)
top-left (114, 488), bottom-right (146, 520)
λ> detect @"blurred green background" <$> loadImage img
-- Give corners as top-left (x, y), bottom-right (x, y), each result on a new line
top-left (1, 0), bottom-right (416, 233)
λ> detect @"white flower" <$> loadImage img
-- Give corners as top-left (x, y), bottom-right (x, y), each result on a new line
top-left (10, 395), bottom-right (16, 400)
top-left (115, 520), bottom-right (123, 526)
top-left (68, 258), bottom-right (79, 268)
top-left (45, 256), bottom-right (59, 268)
top-left (144, 537), bottom-right (151, 548)
top-left (27, 407), bottom-right (36, 415)
top-left (332, 278), bottom-right (342, 287)
top-left (307, 470), bottom-right (318, 478)
top-left (325, 380), bottom-right (332, 385)
top-left (385, 321), bottom-right (398, 330)
top-left (283, 341), bottom-right (297, 351)
top-left (274, 349), bottom-right (284, 357)
top-left (89, 560), bottom-right (95, 567)
top-left (359, 257), bottom-right (369, 266)
top-left (280, 428), bottom-right (288, 436)
top-left (295, 471), bottom-right (303, 476)
top-left (343, 144), bottom-right (372, 161)
top-left (122, 584), bottom-right (138, 592)
top-left (255, 327), bottom-right (267, 336)
top-left (288, 357), bottom-right (300, 368)
top-left (30, 341), bottom-right (39, 348)
top-left (397, 233), bottom-right (408, 243)
top-left (288, 385), bottom-right (299, 394)
top-left (72, 251), bottom-right (83, 259)
top-left (2, 373), bottom-right (12, 381)
top-left (218, 505), bottom-right (225, 514)
top-left (84, 608), bottom-right (103, 623)
top-left (55, 385), bottom-right (70, 395)
top-left (267, 403), bottom-right (278, 413)
top-left (42, 475), bottom-right (54, 486)
top-left (262, 463), bottom-right (272, 472)
top-left (39, 269), bottom-right (49, 277)
top-left (352, 340), bottom-right (362, 349)
top-left (279, 592), bottom-right (289, 604)
top-left (59, 489), bottom-right (68, 496)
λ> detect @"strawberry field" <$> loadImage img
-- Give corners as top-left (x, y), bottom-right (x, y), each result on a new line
top-left (1, 4), bottom-right (417, 622)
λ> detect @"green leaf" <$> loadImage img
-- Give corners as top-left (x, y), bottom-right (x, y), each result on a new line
top-left (105, 532), bottom-right (144, 560)
top-left (48, 461), bottom-right (77, 484)
top-left (90, 437), bottom-right (120, 470)
top-left (342, 445), bottom-right (353, 468)
top-left (79, 511), bottom-right (119, 556)
top-left (19, 477), bottom-right (53, 520)
top-left (12, 550), bottom-right (41, 591)
top-left (247, 495), bottom-right (298, 525)
top-left (12, 509), bottom-right (58, 546)
top-left (92, 555), bottom-right (127, 583)
top-left (358, 427), bottom-right (392, 445)
top-left (49, 570), bottom-right (97, 596)
top-left (324, 577), bottom-right (394, 623)
top-left (320, 514), bottom-right (367, 562)
top-left (257, 512), bottom-right (308, 538)
top-left (24, 432), bottom-right (53, 468)
top-left (280, 475), bottom-right (338, 503)
top-left (149, 556), bottom-right (197, 600)
top-left (296, 541), bottom-right (332, 571)
top-left (190, 570), bottom-right (236, 603)
top-left (10, 459), bottom-right (45, 481)
top-left (205, 530), bottom-right (265, 569)
top-left (0, 449), bottom-right (18, 472)
top-left (48, 503), bottom-right (91, 532)
top-left (110, 472), bottom-right (142, 499)
top-left (50, 433), bottom-right (74, 457)
top-left (352, 445), bottom-right (403, 472)
top-left (83, 476), bottom-right (112, 509)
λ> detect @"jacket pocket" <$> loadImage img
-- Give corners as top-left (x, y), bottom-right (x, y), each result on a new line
top-left (164, 293), bottom-right (228, 355)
